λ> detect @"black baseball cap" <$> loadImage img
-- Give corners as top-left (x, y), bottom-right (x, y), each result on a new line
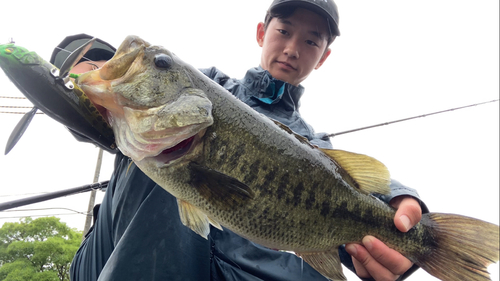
top-left (46, 34), bottom-right (117, 152)
top-left (50, 33), bottom-right (116, 68)
top-left (269, 0), bottom-right (340, 36)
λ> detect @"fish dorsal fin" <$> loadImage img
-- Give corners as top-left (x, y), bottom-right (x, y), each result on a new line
top-left (320, 149), bottom-right (391, 195)
top-left (177, 199), bottom-right (211, 239)
top-left (296, 249), bottom-right (347, 281)
top-left (271, 119), bottom-right (315, 148)
top-left (189, 162), bottom-right (254, 208)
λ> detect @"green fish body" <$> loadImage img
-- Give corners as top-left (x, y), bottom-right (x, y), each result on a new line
top-left (76, 36), bottom-right (499, 281)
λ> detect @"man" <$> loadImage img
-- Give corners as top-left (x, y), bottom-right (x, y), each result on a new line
top-left (51, 1), bottom-right (426, 280)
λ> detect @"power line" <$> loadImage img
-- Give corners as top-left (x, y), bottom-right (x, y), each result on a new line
top-left (0, 97), bottom-right (40, 114)
top-left (1, 207), bottom-right (90, 215)
top-left (0, 106), bottom-right (35, 109)
top-left (0, 213), bottom-right (86, 219)
top-left (0, 208), bottom-right (92, 220)
top-left (0, 192), bottom-right (50, 198)
top-left (0, 96), bottom-right (26, 99)
top-left (0, 111), bottom-right (44, 114)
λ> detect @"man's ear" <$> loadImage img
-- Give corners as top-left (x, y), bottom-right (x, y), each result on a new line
top-left (256, 22), bottom-right (266, 47)
top-left (315, 48), bottom-right (331, 70)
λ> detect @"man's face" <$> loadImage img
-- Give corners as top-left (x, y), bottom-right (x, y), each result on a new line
top-left (257, 8), bottom-right (332, 86)
top-left (71, 60), bottom-right (107, 75)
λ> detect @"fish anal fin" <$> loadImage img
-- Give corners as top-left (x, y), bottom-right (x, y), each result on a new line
top-left (208, 216), bottom-right (223, 231)
top-left (320, 149), bottom-right (391, 195)
top-left (177, 199), bottom-right (210, 239)
top-left (189, 162), bottom-right (254, 208)
top-left (297, 249), bottom-right (346, 281)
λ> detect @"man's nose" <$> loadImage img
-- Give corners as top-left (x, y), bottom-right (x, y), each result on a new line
top-left (283, 39), bottom-right (299, 59)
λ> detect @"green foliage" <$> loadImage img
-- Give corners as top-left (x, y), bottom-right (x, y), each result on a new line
top-left (0, 217), bottom-right (82, 281)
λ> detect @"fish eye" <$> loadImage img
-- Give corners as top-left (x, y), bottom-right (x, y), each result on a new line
top-left (154, 54), bottom-right (173, 70)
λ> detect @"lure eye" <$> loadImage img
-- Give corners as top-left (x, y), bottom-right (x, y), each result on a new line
top-left (154, 54), bottom-right (173, 70)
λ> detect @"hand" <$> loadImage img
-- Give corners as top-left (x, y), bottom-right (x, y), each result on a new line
top-left (345, 196), bottom-right (422, 280)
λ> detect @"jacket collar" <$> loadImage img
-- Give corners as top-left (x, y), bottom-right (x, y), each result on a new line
top-left (241, 66), bottom-right (304, 111)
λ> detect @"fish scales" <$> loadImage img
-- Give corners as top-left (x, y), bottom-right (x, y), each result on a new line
top-left (72, 36), bottom-right (499, 281)
top-left (185, 73), bottom-right (425, 253)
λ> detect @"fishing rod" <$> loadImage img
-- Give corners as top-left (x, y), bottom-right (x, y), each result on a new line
top-left (327, 99), bottom-right (499, 138)
top-left (0, 181), bottom-right (108, 211)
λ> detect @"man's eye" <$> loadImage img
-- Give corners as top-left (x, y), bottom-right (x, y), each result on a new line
top-left (278, 29), bottom-right (289, 35)
top-left (306, 40), bottom-right (318, 47)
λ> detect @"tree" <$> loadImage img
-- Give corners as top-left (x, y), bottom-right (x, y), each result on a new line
top-left (0, 217), bottom-right (82, 281)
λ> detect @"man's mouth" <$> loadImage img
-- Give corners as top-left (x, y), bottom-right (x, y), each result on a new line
top-left (277, 61), bottom-right (296, 70)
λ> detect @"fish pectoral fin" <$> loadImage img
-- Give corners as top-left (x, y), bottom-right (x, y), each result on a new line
top-left (320, 149), bottom-right (391, 195)
top-left (177, 199), bottom-right (211, 239)
top-left (296, 249), bottom-right (347, 281)
top-left (189, 162), bottom-right (255, 208)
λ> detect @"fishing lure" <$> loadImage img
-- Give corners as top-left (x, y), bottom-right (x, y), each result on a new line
top-left (0, 42), bottom-right (115, 153)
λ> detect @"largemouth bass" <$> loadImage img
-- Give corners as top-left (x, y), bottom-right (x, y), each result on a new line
top-left (77, 35), bottom-right (499, 281)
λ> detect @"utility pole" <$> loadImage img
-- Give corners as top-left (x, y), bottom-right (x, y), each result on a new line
top-left (83, 148), bottom-right (104, 239)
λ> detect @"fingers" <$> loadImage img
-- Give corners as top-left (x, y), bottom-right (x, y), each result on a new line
top-left (344, 196), bottom-right (422, 280)
top-left (346, 236), bottom-right (413, 280)
top-left (390, 196), bottom-right (422, 232)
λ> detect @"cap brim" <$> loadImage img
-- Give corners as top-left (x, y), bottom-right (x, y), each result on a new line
top-left (271, 1), bottom-right (340, 36)
top-left (50, 34), bottom-right (116, 68)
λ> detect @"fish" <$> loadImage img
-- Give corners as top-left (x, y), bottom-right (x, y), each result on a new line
top-left (76, 35), bottom-right (499, 281)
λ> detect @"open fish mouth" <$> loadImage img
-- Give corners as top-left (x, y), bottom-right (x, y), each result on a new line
top-left (152, 135), bottom-right (196, 164)
top-left (75, 35), bottom-right (214, 164)
top-left (113, 113), bottom-right (208, 163)
top-left (115, 92), bottom-right (213, 162)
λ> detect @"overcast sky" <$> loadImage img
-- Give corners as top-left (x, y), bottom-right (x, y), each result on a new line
top-left (0, 1), bottom-right (498, 280)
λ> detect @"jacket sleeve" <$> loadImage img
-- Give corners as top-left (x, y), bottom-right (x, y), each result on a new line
top-left (378, 179), bottom-right (430, 213)
top-left (199, 67), bottom-right (231, 87)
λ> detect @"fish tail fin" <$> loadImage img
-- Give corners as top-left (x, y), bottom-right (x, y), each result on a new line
top-left (417, 213), bottom-right (499, 281)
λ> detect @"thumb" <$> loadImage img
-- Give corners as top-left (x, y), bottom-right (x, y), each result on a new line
top-left (390, 196), bottom-right (422, 232)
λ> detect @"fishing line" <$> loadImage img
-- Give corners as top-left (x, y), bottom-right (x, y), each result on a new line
top-left (55, 46), bottom-right (93, 63)
top-left (327, 99), bottom-right (499, 138)
top-left (55, 46), bottom-right (94, 79)
top-left (3, 47), bottom-right (499, 139)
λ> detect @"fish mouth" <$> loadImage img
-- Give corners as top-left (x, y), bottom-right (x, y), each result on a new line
top-left (75, 35), bottom-right (213, 164)
top-left (78, 36), bottom-right (148, 84)
top-left (113, 118), bottom-right (207, 163)
top-left (151, 135), bottom-right (196, 164)
top-left (132, 129), bottom-right (206, 167)
top-left (76, 36), bottom-right (150, 121)
top-left (99, 39), bottom-right (145, 81)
